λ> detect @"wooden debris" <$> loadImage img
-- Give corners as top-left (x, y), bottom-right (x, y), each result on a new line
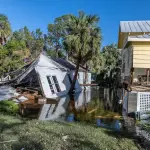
top-left (14, 87), bottom-right (58, 117)
top-left (0, 140), bottom-right (17, 144)
top-left (95, 115), bottom-right (122, 119)
top-left (87, 109), bottom-right (97, 114)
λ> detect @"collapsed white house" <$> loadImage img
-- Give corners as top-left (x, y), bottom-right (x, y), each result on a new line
top-left (14, 53), bottom-right (82, 98)
top-left (53, 58), bottom-right (91, 89)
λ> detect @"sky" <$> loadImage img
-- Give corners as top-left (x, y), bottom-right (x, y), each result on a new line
top-left (0, 0), bottom-right (150, 47)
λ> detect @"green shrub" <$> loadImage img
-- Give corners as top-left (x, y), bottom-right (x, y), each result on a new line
top-left (0, 100), bottom-right (19, 115)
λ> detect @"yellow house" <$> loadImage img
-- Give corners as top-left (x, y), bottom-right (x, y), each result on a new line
top-left (118, 21), bottom-right (150, 85)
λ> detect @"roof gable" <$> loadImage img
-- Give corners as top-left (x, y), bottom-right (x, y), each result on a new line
top-left (37, 54), bottom-right (67, 71)
top-left (52, 58), bottom-right (86, 72)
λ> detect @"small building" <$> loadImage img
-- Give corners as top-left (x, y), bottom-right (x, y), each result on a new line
top-left (118, 21), bottom-right (150, 114)
top-left (15, 53), bottom-right (82, 98)
top-left (53, 58), bottom-right (91, 89)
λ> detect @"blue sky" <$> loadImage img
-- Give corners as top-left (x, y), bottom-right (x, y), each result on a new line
top-left (0, 0), bottom-right (150, 47)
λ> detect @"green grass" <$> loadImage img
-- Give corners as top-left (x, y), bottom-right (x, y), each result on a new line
top-left (0, 114), bottom-right (139, 150)
top-left (0, 100), bottom-right (19, 115)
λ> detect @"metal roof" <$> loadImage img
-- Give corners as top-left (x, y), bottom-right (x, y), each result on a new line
top-left (120, 21), bottom-right (150, 33)
top-left (53, 58), bottom-right (86, 72)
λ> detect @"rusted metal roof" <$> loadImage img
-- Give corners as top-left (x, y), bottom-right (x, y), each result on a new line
top-left (120, 21), bottom-right (150, 33)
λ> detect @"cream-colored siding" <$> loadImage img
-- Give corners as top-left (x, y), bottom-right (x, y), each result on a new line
top-left (132, 44), bottom-right (150, 68)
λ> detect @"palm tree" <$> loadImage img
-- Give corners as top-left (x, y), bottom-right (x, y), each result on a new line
top-left (102, 44), bottom-right (121, 87)
top-left (59, 11), bottom-right (101, 94)
top-left (0, 14), bottom-right (11, 45)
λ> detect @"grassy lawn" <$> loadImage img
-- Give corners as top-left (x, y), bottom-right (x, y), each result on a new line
top-left (0, 114), bottom-right (139, 150)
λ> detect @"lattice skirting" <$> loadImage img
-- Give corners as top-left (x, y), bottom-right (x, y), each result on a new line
top-left (137, 92), bottom-right (150, 112)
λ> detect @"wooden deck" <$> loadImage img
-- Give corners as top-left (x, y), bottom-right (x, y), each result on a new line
top-left (131, 85), bottom-right (150, 92)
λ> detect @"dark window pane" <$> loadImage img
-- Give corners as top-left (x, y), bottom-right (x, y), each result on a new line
top-left (52, 76), bottom-right (61, 92)
top-left (52, 76), bottom-right (58, 83)
top-left (47, 76), bottom-right (55, 94)
top-left (55, 84), bottom-right (61, 92)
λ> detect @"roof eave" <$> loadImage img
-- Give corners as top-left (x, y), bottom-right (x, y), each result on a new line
top-left (124, 37), bottom-right (150, 48)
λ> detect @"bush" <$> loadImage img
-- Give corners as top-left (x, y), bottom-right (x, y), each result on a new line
top-left (0, 100), bottom-right (19, 115)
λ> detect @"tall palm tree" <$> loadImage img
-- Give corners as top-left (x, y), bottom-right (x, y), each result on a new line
top-left (0, 14), bottom-right (11, 45)
top-left (59, 11), bottom-right (101, 94)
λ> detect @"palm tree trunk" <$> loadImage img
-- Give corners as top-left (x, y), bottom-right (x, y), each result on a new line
top-left (0, 38), bottom-right (2, 45)
top-left (84, 63), bottom-right (88, 84)
top-left (69, 57), bottom-right (81, 95)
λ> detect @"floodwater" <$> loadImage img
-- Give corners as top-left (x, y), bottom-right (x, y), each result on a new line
top-left (0, 86), bottom-right (16, 101)
top-left (0, 86), bottom-right (123, 130)
top-left (39, 87), bottom-right (123, 131)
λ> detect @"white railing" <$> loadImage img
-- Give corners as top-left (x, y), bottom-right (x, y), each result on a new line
top-left (0, 75), bottom-right (11, 82)
top-left (137, 92), bottom-right (150, 112)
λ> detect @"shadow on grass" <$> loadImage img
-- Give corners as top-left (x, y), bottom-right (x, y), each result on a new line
top-left (37, 124), bottom-right (101, 150)
top-left (103, 129), bottom-right (135, 139)
top-left (67, 135), bottom-right (100, 150)
top-left (0, 117), bottom-right (25, 133)
top-left (11, 139), bottom-right (44, 150)
top-left (103, 129), bottom-right (144, 149)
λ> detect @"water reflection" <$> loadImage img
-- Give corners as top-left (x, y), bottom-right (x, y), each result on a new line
top-left (97, 119), bottom-right (121, 131)
top-left (39, 87), bottom-right (122, 130)
top-left (0, 86), bottom-right (15, 101)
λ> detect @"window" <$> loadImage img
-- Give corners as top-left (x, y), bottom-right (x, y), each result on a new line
top-left (52, 76), bottom-right (61, 92)
top-left (47, 76), bottom-right (61, 94)
top-left (47, 76), bottom-right (55, 94)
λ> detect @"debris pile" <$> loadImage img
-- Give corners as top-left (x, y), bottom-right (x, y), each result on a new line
top-left (11, 87), bottom-right (47, 116)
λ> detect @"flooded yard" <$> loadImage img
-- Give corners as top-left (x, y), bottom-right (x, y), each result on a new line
top-left (0, 86), bottom-right (16, 101)
top-left (1, 86), bottom-right (149, 149)
top-left (38, 87), bottom-right (123, 130)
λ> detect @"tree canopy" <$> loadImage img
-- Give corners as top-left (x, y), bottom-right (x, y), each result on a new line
top-left (55, 11), bottom-right (102, 93)
top-left (97, 44), bottom-right (121, 87)
top-left (0, 14), bottom-right (11, 45)
top-left (0, 13), bottom-right (121, 89)
top-left (0, 24), bottom-right (44, 76)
